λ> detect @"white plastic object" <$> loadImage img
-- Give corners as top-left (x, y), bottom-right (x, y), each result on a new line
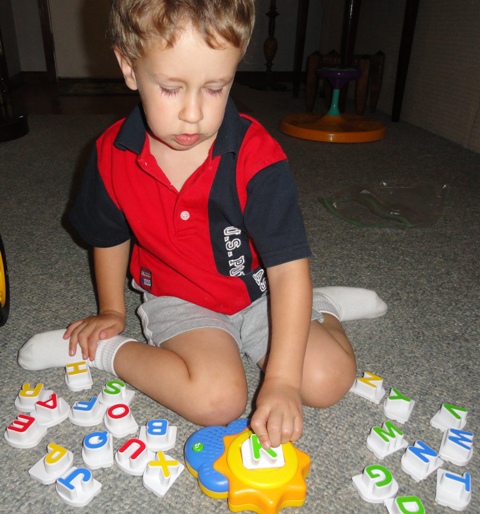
top-left (385, 495), bottom-right (425, 514)
top-left (65, 361), bottom-right (93, 392)
top-left (350, 371), bottom-right (386, 404)
top-left (4, 413), bottom-right (48, 449)
top-left (401, 440), bottom-right (444, 482)
top-left (139, 419), bottom-right (177, 452)
top-left (436, 469), bottom-right (472, 511)
top-left (115, 438), bottom-right (154, 476)
top-left (14, 383), bottom-right (53, 413)
top-left (240, 433), bottom-right (285, 469)
top-left (438, 428), bottom-right (473, 466)
top-left (29, 442), bottom-right (74, 484)
top-left (69, 396), bottom-right (108, 427)
top-left (30, 393), bottom-right (70, 427)
top-left (82, 431), bottom-right (114, 469)
top-left (56, 466), bottom-right (102, 507)
top-left (366, 421), bottom-right (408, 459)
top-left (430, 403), bottom-right (468, 432)
top-left (104, 403), bottom-right (138, 439)
top-left (143, 451), bottom-right (184, 497)
top-left (352, 464), bottom-right (399, 503)
top-left (98, 380), bottom-right (135, 406)
top-left (383, 388), bottom-right (415, 424)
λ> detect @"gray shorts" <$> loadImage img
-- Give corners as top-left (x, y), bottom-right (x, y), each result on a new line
top-left (137, 291), bottom-right (332, 367)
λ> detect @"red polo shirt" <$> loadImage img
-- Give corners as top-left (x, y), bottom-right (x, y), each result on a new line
top-left (70, 99), bottom-right (311, 314)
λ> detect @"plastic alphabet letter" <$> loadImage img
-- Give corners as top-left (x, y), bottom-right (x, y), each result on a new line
top-left (436, 469), bottom-right (472, 510)
top-left (408, 440), bottom-right (438, 463)
top-left (444, 471), bottom-right (471, 492)
top-left (366, 464), bottom-right (392, 488)
top-left (84, 431), bottom-right (109, 449)
top-left (358, 371), bottom-right (383, 388)
top-left (107, 403), bottom-right (129, 419)
top-left (19, 383), bottom-right (44, 398)
top-left (443, 404), bottom-right (468, 420)
top-left (57, 467), bottom-right (92, 491)
top-left (388, 388), bottom-right (411, 403)
top-left (352, 463), bottom-right (399, 503)
top-left (8, 413), bottom-right (35, 432)
top-left (103, 380), bottom-right (126, 395)
top-left (66, 361), bottom-right (89, 376)
top-left (147, 419), bottom-right (168, 436)
top-left (448, 428), bottom-right (474, 451)
top-left (45, 443), bottom-right (68, 464)
top-left (372, 421), bottom-right (404, 442)
top-left (395, 496), bottom-right (425, 513)
top-left (149, 451), bottom-right (179, 478)
top-left (250, 434), bottom-right (278, 461)
top-left (73, 397), bottom-right (98, 412)
top-left (36, 393), bottom-right (58, 410)
top-left (118, 438), bottom-right (147, 460)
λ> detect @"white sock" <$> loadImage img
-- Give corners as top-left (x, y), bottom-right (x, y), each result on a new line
top-left (18, 329), bottom-right (135, 376)
top-left (313, 287), bottom-right (388, 321)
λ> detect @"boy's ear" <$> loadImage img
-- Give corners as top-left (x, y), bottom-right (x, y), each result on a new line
top-left (114, 47), bottom-right (138, 91)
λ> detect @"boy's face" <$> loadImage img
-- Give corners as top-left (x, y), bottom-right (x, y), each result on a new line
top-left (115, 25), bottom-right (243, 152)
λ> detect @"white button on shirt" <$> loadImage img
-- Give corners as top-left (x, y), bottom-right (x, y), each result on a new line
top-left (180, 211), bottom-right (190, 220)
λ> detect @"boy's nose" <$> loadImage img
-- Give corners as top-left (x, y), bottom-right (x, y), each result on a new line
top-left (179, 93), bottom-right (203, 124)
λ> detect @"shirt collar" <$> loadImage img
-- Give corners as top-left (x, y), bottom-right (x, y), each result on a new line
top-left (212, 97), bottom-right (245, 157)
top-left (114, 97), bottom-right (244, 157)
top-left (114, 103), bottom-right (147, 154)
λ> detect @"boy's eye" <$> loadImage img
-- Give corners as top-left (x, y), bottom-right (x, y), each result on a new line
top-left (160, 87), bottom-right (179, 97)
top-left (206, 87), bottom-right (224, 96)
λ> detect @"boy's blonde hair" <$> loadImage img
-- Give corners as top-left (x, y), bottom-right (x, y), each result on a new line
top-left (109, 0), bottom-right (255, 63)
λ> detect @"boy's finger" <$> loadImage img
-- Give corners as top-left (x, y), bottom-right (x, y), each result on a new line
top-left (266, 413), bottom-right (284, 449)
top-left (68, 340), bottom-right (77, 357)
top-left (291, 416), bottom-right (303, 442)
top-left (250, 413), bottom-right (271, 449)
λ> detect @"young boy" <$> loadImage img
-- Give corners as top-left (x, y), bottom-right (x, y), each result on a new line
top-left (18, 0), bottom-right (387, 450)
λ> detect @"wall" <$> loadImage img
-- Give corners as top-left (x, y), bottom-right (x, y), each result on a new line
top-left (241, 1), bottom-right (323, 74)
top-left (21, 0), bottom-right (322, 78)
top-left (320, 0), bottom-right (480, 153)
top-left (399, 0), bottom-right (480, 153)
top-left (0, 0), bottom-right (21, 78)
top-left (48, 0), bottom-right (119, 78)
top-left (6, 0), bottom-right (480, 153)
top-left (10, 0), bottom-right (46, 73)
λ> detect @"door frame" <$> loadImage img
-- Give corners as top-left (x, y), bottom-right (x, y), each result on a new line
top-left (37, 0), bottom-right (57, 82)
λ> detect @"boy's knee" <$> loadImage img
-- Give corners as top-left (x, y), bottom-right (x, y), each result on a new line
top-left (190, 382), bottom-right (248, 426)
top-left (303, 351), bottom-right (356, 408)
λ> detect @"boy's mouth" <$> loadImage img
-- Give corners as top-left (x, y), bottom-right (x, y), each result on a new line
top-left (174, 133), bottom-right (200, 146)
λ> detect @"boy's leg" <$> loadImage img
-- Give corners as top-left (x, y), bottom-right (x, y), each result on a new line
top-left (299, 316), bottom-right (356, 407)
top-left (257, 315), bottom-right (356, 409)
top-left (19, 328), bottom-right (249, 427)
top-left (114, 328), bottom-right (248, 426)
top-left (18, 330), bottom-right (134, 372)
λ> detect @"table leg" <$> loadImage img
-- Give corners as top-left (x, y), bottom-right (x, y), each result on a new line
top-left (392, 0), bottom-right (420, 121)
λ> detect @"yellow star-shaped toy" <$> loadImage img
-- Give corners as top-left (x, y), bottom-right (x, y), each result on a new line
top-left (213, 428), bottom-right (310, 514)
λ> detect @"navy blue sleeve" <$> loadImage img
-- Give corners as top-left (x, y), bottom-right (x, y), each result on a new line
top-left (69, 147), bottom-right (131, 247)
top-left (244, 160), bottom-right (311, 267)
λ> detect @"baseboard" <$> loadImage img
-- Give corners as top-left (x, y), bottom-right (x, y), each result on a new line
top-left (11, 72), bottom-right (301, 89)
top-left (8, 72), bottom-right (51, 91)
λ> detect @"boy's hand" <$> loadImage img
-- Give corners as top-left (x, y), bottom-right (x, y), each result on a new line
top-left (63, 311), bottom-right (125, 362)
top-left (250, 377), bottom-right (303, 450)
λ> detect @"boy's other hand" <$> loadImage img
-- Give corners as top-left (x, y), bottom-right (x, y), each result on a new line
top-left (63, 311), bottom-right (125, 362)
top-left (250, 377), bottom-right (303, 450)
